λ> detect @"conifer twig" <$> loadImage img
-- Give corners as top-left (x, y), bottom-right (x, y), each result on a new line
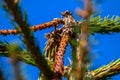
top-left (0, 52), bottom-right (36, 66)
top-left (88, 16), bottom-right (120, 34)
top-left (7, 44), bottom-right (23, 80)
top-left (1, 16), bottom-right (120, 36)
top-left (0, 44), bottom-right (36, 66)
top-left (63, 59), bottom-right (120, 80)
top-left (2, 0), bottom-right (53, 79)
top-left (0, 18), bottom-right (63, 35)
top-left (1, 0), bottom-right (120, 80)
top-left (92, 58), bottom-right (120, 80)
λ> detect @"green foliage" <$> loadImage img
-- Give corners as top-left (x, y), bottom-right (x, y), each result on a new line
top-left (1, 0), bottom-right (53, 80)
top-left (89, 16), bottom-right (120, 34)
top-left (0, 0), bottom-right (120, 80)
top-left (0, 43), bottom-right (36, 66)
top-left (93, 59), bottom-right (120, 80)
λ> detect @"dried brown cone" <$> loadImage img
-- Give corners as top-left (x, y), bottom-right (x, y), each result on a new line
top-left (0, 18), bottom-right (63, 35)
top-left (52, 32), bottom-right (70, 80)
top-left (45, 28), bottom-right (62, 61)
top-left (52, 10), bottom-right (75, 80)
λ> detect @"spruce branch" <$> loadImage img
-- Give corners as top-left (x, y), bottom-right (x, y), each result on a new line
top-left (88, 16), bottom-right (120, 34)
top-left (2, 0), bottom-right (53, 79)
top-left (1, 0), bottom-right (120, 80)
top-left (0, 43), bottom-right (37, 66)
top-left (63, 59), bottom-right (120, 80)
top-left (7, 44), bottom-right (23, 80)
top-left (73, 15), bottom-right (120, 35)
top-left (1, 16), bottom-right (120, 36)
top-left (92, 58), bottom-right (120, 80)
top-left (0, 18), bottom-right (63, 35)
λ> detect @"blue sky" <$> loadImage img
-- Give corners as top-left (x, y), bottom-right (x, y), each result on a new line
top-left (0, 0), bottom-right (120, 80)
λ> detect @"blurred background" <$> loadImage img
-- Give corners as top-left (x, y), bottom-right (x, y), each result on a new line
top-left (0, 0), bottom-right (120, 80)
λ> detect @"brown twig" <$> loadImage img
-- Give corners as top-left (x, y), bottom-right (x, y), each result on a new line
top-left (73, 0), bottom-right (93, 80)
top-left (76, 21), bottom-right (89, 80)
top-left (0, 18), bottom-right (63, 35)
top-left (76, 0), bottom-right (92, 18)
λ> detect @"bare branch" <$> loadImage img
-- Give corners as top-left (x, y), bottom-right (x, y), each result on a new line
top-left (72, 0), bottom-right (93, 80)
top-left (76, 0), bottom-right (93, 18)
top-left (0, 18), bottom-right (63, 35)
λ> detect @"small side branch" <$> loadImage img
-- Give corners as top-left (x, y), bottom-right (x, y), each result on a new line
top-left (2, 0), bottom-right (53, 79)
top-left (0, 44), bottom-right (36, 66)
top-left (63, 59), bottom-right (120, 80)
top-left (7, 44), bottom-right (23, 80)
top-left (0, 18), bottom-right (63, 35)
top-left (92, 58), bottom-right (120, 80)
